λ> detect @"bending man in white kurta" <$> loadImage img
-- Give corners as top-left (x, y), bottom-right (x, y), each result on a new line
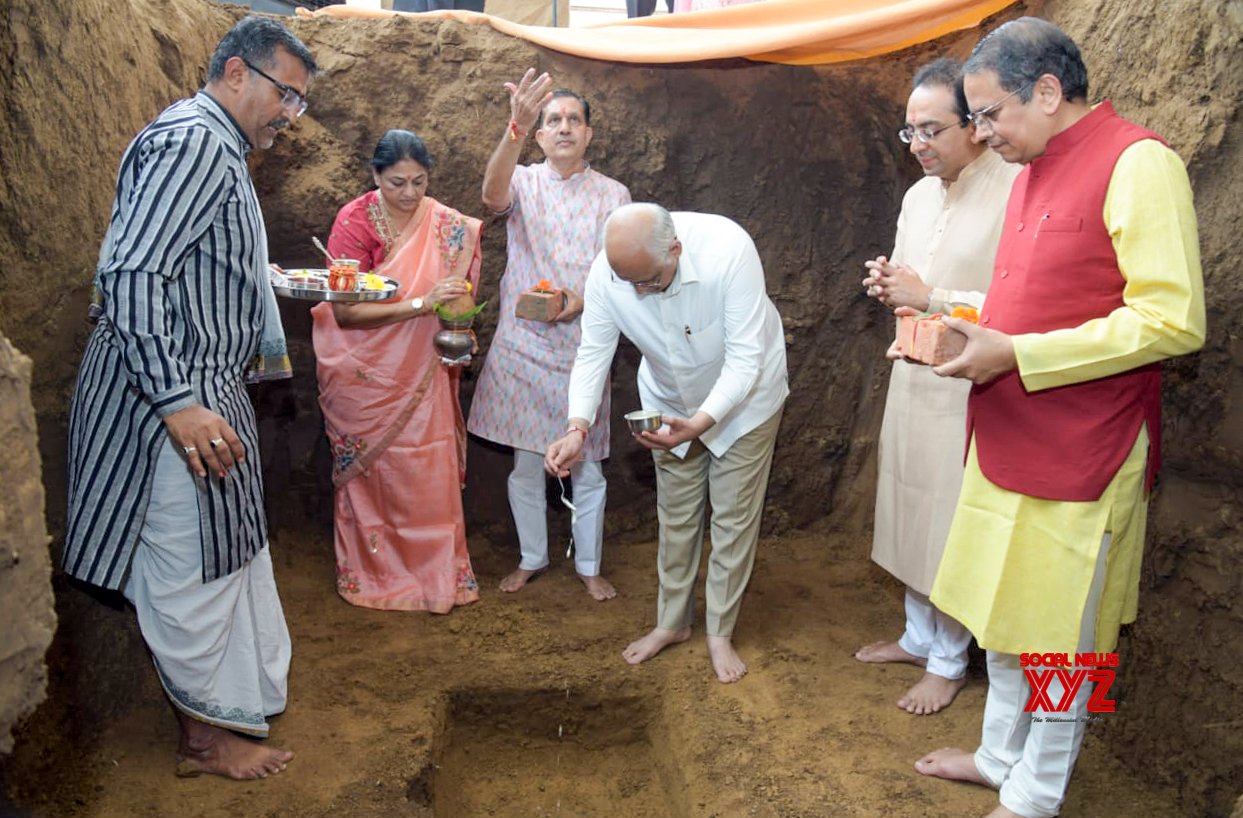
top-left (545, 203), bottom-right (788, 683)
top-left (856, 58), bottom-right (1020, 715)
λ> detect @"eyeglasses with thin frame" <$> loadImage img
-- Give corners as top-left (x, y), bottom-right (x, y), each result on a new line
top-left (614, 267), bottom-right (667, 291)
top-left (897, 119), bottom-right (966, 145)
top-left (614, 249), bottom-right (677, 292)
top-left (634, 266), bottom-right (671, 291)
top-left (242, 59), bottom-right (308, 118)
top-left (966, 81), bottom-right (1035, 129)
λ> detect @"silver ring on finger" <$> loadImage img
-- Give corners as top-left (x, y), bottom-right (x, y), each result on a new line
top-left (183, 446), bottom-right (197, 455)
top-left (210, 437), bottom-right (225, 447)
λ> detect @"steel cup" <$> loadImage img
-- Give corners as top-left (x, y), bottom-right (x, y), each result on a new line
top-left (624, 410), bottom-right (662, 434)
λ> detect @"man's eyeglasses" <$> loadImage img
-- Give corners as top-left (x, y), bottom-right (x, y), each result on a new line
top-left (897, 120), bottom-right (966, 145)
top-left (966, 82), bottom-right (1034, 128)
top-left (242, 59), bottom-right (308, 118)
top-left (616, 268), bottom-right (666, 291)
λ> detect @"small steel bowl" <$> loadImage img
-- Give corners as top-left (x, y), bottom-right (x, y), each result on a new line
top-left (624, 409), bottom-right (662, 434)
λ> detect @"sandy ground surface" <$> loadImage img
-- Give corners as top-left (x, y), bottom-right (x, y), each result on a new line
top-left (3, 524), bottom-right (1186, 817)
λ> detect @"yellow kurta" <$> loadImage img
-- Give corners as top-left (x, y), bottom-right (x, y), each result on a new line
top-left (931, 139), bottom-right (1206, 655)
top-left (873, 150), bottom-right (1020, 594)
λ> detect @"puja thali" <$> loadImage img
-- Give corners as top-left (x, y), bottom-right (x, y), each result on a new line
top-left (271, 268), bottom-right (400, 302)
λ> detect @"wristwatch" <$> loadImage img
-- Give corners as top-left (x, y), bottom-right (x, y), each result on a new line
top-left (411, 297), bottom-right (425, 314)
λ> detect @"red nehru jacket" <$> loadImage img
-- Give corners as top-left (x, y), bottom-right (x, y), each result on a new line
top-left (968, 101), bottom-right (1166, 502)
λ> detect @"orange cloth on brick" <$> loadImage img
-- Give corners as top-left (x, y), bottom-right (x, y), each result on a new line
top-left (297, 0), bottom-right (1019, 66)
top-left (313, 195), bottom-right (482, 612)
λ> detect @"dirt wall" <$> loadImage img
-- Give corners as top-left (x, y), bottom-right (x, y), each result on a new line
top-left (0, 0), bottom-right (1240, 814)
top-left (0, 337), bottom-right (54, 755)
top-left (250, 11), bottom-right (926, 546)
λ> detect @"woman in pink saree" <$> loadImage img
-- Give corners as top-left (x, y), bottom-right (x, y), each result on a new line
top-left (313, 130), bottom-right (482, 612)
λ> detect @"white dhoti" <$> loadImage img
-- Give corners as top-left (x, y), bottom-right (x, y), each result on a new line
top-left (124, 438), bottom-right (291, 737)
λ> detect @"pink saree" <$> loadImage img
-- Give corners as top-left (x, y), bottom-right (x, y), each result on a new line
top-left (312, 195), bottom-right (482, 612)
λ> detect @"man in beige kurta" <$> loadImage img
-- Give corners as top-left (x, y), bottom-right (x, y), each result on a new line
top-left (856, 58), bottom-right (1020, 715)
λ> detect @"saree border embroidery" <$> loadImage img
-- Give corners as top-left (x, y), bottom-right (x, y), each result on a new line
top-left (435, 209), bottom-right (468, 271)
top-left (157, 666), bottom-right (267, 734)
top-left (366, 196), bottom-right (397, 259)
top-left (331, 357), bottom-right (439, 489)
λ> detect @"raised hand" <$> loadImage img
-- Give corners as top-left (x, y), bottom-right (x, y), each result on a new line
top-left (504, 68), bottom-right (554, 133)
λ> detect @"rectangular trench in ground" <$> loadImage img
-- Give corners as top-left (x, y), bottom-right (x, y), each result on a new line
top-left (421, 685), bottom-right (690, 817)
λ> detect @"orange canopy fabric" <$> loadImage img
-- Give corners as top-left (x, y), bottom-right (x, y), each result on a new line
top-left (298, 0), bottom-right (1018, 66)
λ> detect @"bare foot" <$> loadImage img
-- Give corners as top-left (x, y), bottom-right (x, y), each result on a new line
top-left (498, 566), bottom-right (546, 593)
top-left (984, 807), bottom-right (1025, 818)
top-left (914, 747), bottom-right (991, 787)
top-left (622, 626), bottom-right (691, 665)
top-left (706, 635), bottom-right (747, 684)
top-left (854, 640), bottom-right (928, 667)
top-left (175, 718), bottom-right (292, 780)
top-left (578, 574), bottom-right (617, 601)
top-left (897, 672), bottom-right (968, 715)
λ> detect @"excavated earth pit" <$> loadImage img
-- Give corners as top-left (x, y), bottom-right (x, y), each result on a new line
top-left (429, 685), bottom-right (682, 817)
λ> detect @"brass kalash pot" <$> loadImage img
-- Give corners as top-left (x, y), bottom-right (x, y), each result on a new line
top-left (431, 290), bottom-right (484, 366)
top-left (433, 316), bottom-right (474, 366)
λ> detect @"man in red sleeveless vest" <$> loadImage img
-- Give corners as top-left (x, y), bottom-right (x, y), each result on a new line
top-left (912, 17), bottom-right (1205, 818)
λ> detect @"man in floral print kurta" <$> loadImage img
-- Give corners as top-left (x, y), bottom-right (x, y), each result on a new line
top-left (468, 69), bottom-right (630, 601)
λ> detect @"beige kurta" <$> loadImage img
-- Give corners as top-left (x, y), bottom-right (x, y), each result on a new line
top-left (871, 149), bottom-right (1020, 594)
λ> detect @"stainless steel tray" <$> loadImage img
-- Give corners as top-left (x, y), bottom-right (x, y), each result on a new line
top-left (271, 268), bottom-right (400, 302)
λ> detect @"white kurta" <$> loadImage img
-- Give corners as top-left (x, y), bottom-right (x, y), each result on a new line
top-left (871, 150), bottom-right (1020, 594)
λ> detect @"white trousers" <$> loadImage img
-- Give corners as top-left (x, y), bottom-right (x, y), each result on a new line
top-left (973, 533), bottom-right (1113, 818)
top-left (508, 448), bottom-right (606, 576)
top-left (124, 437), bottom-right (291, 737)
top-left (898, 588), bottom-right (971, 680)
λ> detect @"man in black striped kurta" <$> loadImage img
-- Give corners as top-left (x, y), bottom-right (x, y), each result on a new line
top-left (64, 17), bottom-right (316, 781)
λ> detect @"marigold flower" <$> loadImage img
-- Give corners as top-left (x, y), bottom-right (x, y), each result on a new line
top-left (537, 279), bottom-right (552, 291)
top-left (950, 305), bottom-right (980, 323)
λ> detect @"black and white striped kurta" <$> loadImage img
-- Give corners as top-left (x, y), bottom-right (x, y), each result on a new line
top-left (64, 91), bottom-right (271, 589)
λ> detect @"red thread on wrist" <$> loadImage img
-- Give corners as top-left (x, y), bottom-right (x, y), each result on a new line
top-left (567, 425), bottom-right (586, 440)
top-left (508, 119), bottom-right (528, 142)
